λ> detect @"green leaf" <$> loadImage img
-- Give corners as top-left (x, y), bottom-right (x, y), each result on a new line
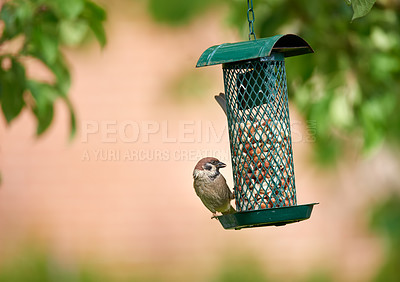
top-left (26, 41), bottom-right (70, 96)
top-left (87, 19), bottom-right (106, 47)
top-left (27, 79), bottom-right (75, 137)
top-left (82, 1), bottom-right (107, 47)
top-left (350, 0), bottom-right (376, 20)
top-left (59, 19), bottom-right (89, 46)
top-left (49, 56), bottom-right (71, 96)
top-left (28, 80), bottom-right (59, 106)
top-left (15, 0), bottom-right (33, 23)
top-left (31, 26), bottom-right (59, 64)
top-left (0, 58), bottom-right (26, 123)
top-left (0, 2), bottom-right (19, 41)
top-left (27, 54), bottom-right (71, 97)
top-left (49, 0), bottom-right (85, 20)
top-left (27, 80), bottom-right (57, 135)
top-left (40, 33), bottom-right (59, 64)
top-left (63, 96), bottom-right (77, 140)
top-left (35, 101), bottom-right (53, 135)
top-left (0, 0), bottom-right (34, 42)
top-left (84, 0), bottom-right (106, 21)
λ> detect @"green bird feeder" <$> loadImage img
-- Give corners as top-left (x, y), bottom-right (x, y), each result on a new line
top-left (196, 34), bottom-right (318, 230)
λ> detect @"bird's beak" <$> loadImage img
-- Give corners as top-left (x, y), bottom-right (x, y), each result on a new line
top-left (216, 162), bottom-right (226, 169)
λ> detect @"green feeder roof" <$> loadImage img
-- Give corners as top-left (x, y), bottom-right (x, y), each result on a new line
top-left (196, 34), bottom-right (313, 67)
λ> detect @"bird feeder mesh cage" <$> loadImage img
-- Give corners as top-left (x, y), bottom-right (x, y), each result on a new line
top-left (223, 53), bottom-right (296, 212)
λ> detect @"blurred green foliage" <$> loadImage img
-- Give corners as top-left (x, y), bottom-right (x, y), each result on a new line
top-left (212, 254), bottom-right (268, 282)
top-left (147, 0), bottom-right (400, 164)
top-left (370, 193), bottom-right (400, 282)
top-left (302, 271), bottom-right (334, 282)
top-left (0, 0), bottom-right (106, 138)
top-left (0, 247), bottom-right (271, 282)
top-left (147, 0), bottom-right (212, 25)
top-left (0, 247), bottom-right (110, 282)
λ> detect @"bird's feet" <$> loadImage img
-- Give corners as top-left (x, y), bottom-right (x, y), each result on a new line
top-left (211, 213), bottom-right (218, 219)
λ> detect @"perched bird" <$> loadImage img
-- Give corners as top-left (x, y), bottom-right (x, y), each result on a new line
top-left (193, 157), bottom-right (236, 218)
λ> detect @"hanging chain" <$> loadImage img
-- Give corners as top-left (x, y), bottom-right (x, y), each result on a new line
top-left (247, 0), bottom-right (256, 40)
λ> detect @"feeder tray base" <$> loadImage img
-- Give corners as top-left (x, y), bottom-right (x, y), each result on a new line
top-left (217, 203), bottom-right (318, 230)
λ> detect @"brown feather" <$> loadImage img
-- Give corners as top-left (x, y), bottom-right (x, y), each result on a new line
top-left (194, 157), bottom-right (219, 171)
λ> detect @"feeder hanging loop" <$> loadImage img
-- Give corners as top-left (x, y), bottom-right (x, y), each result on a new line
top-left (247, 0), bottom-right (256, 40)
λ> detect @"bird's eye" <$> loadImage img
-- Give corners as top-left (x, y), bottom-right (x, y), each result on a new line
top-left (204, 164), bottom-right (212, 170)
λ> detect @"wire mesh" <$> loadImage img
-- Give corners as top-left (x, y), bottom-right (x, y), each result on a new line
top-left (223, 53), bottom-right (297, 212)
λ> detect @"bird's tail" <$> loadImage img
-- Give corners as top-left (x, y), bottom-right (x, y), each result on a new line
top-left (222, 205), bottom-right (236, 215)
top-left (214, 93), bottom-right (228, 116)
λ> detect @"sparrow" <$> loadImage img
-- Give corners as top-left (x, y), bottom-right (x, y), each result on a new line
top-left (193, 157), bottom-right (236, 218)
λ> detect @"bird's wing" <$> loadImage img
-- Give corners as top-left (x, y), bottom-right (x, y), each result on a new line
top-left (193, 179), bottom-right (203, 197)
top-left (214, 174), bottom-right (233, 200)
top-left (215, 175), bottom-right (236, 214)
